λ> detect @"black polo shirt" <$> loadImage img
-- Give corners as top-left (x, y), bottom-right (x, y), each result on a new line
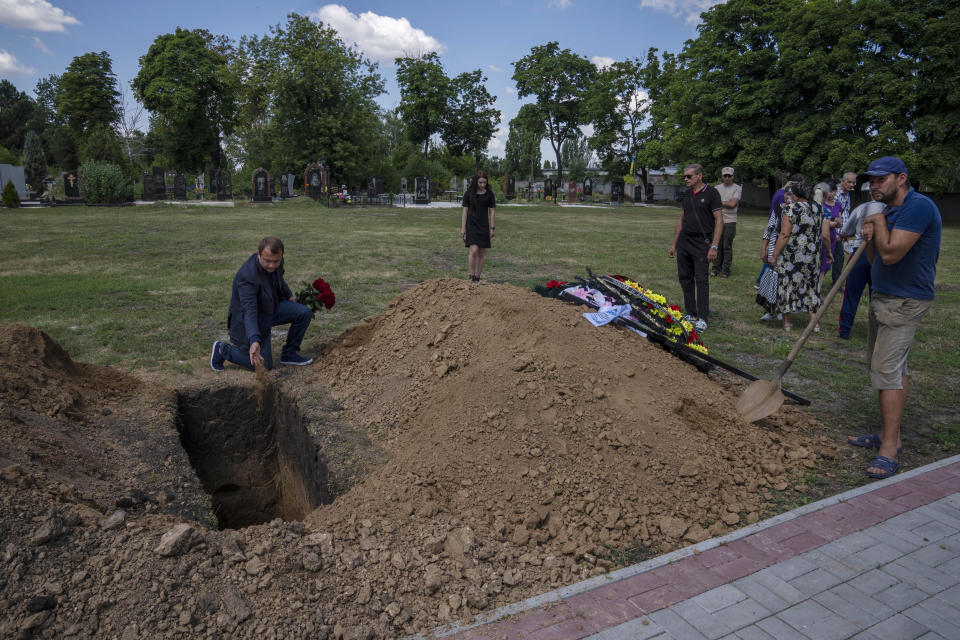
top-left (681, 185), bottom-right (722, 238)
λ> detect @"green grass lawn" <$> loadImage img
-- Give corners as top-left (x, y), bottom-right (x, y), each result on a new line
top-left (3, 198), bottom-right (958, 458)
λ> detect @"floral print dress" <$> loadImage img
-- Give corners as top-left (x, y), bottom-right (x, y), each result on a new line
top-left (775, 201), bottom-right (824, 314)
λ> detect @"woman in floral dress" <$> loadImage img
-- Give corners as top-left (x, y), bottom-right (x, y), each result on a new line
top-left (768, 182), bottom-right (832, 331)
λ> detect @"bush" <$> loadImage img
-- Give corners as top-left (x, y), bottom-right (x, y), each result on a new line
top-left (2, 180), bottom-right (20, 208)
top-left (78, 161), bottom-right (130, 204)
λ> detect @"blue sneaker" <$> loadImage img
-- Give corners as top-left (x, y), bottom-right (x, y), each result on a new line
top-left (280, 353), bottom-right (313, 366)
top-left (210, 341), bottom-right (226, 372)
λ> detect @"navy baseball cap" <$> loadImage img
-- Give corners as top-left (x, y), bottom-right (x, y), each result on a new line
top-left (858, 156), bottom-right (908, 181)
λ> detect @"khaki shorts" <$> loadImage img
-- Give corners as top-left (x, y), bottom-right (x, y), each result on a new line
top-left (867, 294), bottom-right (932, 390)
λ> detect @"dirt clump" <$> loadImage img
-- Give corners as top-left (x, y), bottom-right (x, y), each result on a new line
top-left (0, 281), bottom-right (837, 639)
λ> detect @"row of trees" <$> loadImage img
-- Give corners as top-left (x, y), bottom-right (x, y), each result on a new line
top-left (508, 0), bottom-right (959, 193)
top-left (2, 0), bottom-right (956, 196)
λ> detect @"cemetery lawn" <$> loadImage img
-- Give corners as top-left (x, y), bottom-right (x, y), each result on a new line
top-left (2, 199), bottom-right (958, 477)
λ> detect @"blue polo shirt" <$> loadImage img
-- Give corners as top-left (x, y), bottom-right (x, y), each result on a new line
top-left (872, 188), bottom-right (941, 300)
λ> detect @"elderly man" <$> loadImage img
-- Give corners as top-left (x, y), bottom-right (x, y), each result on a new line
top-left (211, 236), bottom-right (314, 371)
top-left (847, 157), bottom-right (942, 479)
top-left (712, 167), bottom-right (742, 278)
top-left (669, 163), bottom-right (723, 332)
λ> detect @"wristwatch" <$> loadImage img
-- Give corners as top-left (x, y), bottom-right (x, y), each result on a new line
top-left (710, 245), bottom-right (719, 250)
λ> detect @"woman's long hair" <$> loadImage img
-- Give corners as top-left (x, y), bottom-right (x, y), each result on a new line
top-left (467, 170), bottom-right (488, 216)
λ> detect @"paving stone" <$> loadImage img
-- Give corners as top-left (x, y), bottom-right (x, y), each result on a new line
top-left (764, 555), bottom-right (817, 582)
top-left (873, 582), bottom-right (928, 610)
top-left (932, 583), bottom-right (960, 606)
top-left (754, 616), bottom-right (811, 640)
top-left (904, 602), bottom-right (960, 639)
top-left (925, 503), bottom-right (960, 530)
top-left (867, 522), bottom-right (927, 552)
top-left (883, 559), bottom-right (955, 593)
top-left (916, 591), bottom-right (960, 630)
top-left (664, 600), bottom-right (734, 640)
top-left (720, 627), bottom-right (776, 640)
top-left (848, 568), bottom-right (900, 596)
top-left (732, 570), bottom-right (805, 613)
top-left (787, 567), bottom-right (846, 597)
top-left (914, 633), bottom-right (949, 640)
top-left (911, 519), bottom-right (957, 543)
top-left (703, 597), bottom-right (772, 634)
top-left (777, 600), bottom-right (860, 640)
top-left (817, 540), bottom-right (899, 572)
top-left (800, 549), bottom-right (861, 580)
top-left (647, 607), bottom-right (710, 640)
top-left (689, 585), bottom-right (747, 614)
top-left (859, 613), bottom-right (929, 640)
top-left (812, 583), bottom-right (895, 629)
top-left (903, 539), bottom-right (960, 569)
top-left (583, 615), bottom-right (666, 640)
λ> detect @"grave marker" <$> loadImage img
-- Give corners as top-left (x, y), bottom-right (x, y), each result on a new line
top-left (505, 173), bottom-right (516, 199)
top-left (62, 170), bottom-right (80, 200)
top-left (611, 178), bottom-right (625, 203)
top-left (251, 167), bottom-right (272, 202)
top-left (414, 175), bottom-right (430, 204)
top-left (583, 177), bottom-right (593, 197)
top-left (173, 173), bottom-right (187, 200)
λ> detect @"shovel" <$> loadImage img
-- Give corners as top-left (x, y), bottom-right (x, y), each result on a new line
top-left (737, 241), bottom-right (868, 422)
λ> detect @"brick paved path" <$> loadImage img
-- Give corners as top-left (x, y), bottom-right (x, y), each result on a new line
top-left (420, 455), bottom-right (960, 640)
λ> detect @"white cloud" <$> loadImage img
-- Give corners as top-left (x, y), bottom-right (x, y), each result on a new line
top-left (488, 64), bottom-right (503, 72)
top-left (31, 35), bottom-right (50, 54)
top-left (548, 0), bottom-right (572, 7)
top-left (640, 0), bottom-right (724, 24)
top-left (0, 0), bottom-right (79, 32)
top-left (592, 56), bottom-right (615, 70)
top-left (487, 126), bottom-right (507, 156)
top-left (0, 49), bottom-right (36, 74)
top-left (311, 4), bottom-right (445, 64)
top-left (505, 86), bottom-right (516, 95)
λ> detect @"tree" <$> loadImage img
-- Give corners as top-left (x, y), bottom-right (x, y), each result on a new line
top-left (22, 131), bottom-right (46, 188)
top-left (0, 80), bottom-right (37, 152)
top-left (133, 28), bottom-right (238, 172)
top-left (650, 0), bottom-right (960, 192)
top-left (560, 132), bottom-right (592, 182)
top-left (56, 52), bottom-right (120, 142)
top-left (512, 42), bottom-right (596, 185)
top-left (78, 123), bottom-right (125, 166)
top-left (237, 13), bottom-right (385, 184)
top-left (504, 104), bottom-right (543, 182)
top-left (396, 52), bottom-right (451, 157)
top-left (441, 69), bottom-right (501, 169)
top-left (587, 55), bottom-right (659, 187)
top-left (26, 75), bottom-right (60, 164)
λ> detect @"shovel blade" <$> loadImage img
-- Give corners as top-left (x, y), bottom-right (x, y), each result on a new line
top-left (737, 379), bottom-right (786, 423)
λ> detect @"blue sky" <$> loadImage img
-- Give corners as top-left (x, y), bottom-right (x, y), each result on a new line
top-left (1, 0), bottom-right (720, 156)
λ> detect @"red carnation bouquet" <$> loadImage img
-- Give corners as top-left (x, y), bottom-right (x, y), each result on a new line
top-left (295, 277), bottom-right (336, 313)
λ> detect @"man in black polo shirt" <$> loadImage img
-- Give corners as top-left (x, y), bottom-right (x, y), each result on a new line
top-left (668, 163), bottom-right (723, 331)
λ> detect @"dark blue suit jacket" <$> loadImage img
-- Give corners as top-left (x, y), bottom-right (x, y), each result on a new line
top-left (227, 253), bottom-right (292, 347)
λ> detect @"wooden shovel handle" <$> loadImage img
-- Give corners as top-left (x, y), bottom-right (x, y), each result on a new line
top-left (775, 241), bottom-right (869, 379)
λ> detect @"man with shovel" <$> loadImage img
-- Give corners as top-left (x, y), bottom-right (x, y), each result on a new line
top-left (848, 157), bottom-right (942, 479)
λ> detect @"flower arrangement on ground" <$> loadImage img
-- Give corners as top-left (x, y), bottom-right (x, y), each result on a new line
top-left (610, 275), bottom-right (707, 353)
top-left (295, 277), bottom-right (336, 313)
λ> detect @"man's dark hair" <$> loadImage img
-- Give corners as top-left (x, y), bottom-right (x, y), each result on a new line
top-left (685, 163), bottom-right (704, 175)
top-left (258, 236), bottom-right (284, 254)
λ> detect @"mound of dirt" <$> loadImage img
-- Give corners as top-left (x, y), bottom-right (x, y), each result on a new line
top-left (0, 282), bottom-right (839, 639)
top-left (0, 324), bottom-right (139, 419)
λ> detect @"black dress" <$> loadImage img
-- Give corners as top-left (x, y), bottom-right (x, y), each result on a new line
top-left (463, 189), bottom-right (496, 248)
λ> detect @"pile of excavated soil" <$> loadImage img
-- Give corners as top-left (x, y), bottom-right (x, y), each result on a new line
top-left (0, 281), bottom-right (839, 639)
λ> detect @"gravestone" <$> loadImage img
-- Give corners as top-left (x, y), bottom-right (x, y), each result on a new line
top-left (543, 178), bottom-right (554, 198)
top-left (449, 176), bottom-right (457, 191)
top-left (463, 178), bottom-right (469, 193)
top-left (367, 177), bottom-right (384, 197)
top-left (251, 167), bottom-right (272, 202)
top-left (634, 184), bottom-right (642, 202)
top-left (0, 164), bottom-right (27, 199)
top-left (280, 173), bottom-right (289, 199)
top-left (195, 173), bottom-right (205, 200)
top-left (211, 168), bottom-right (232, 200)
top-left (414, 175), bottom-right (430, 204)
top-left (286, 173), bottom-right (296, 198)
top-left (611, 178), bottom-right (625, 203)
top-left (505, 173), bottom-right (516, 199)
top-left (400, 177), bottom-right (408, 193)
top-left (583, 177), bottom-right (593, 197)
top-left (173, 173), bottom-right (187, 200)
top-left (62, 170), bottom-right (81, 200)
top-left (646, 182), bottom-right (655, 203)
top-left (151, 167), bottom-right (166, 200)
top-left (305, 162), bottom-right (323, 201)
top-left (568, 181), bottom-right (577, 201)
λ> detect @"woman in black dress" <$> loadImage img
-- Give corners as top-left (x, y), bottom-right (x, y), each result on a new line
top-left (460, 170), bottom-right (496, 282)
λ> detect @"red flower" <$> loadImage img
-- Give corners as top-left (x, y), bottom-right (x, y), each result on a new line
top-left (612, 275), bottom-right (626, 282)
top-left (313, 277), bottom-right (327, 291)
top-left (669, 304), bottom-right (681, 312)
top-left (665, 315), bottom-right (673, 324)
top-left (688, 330), bottom-right (699, 342)
top-left (312, 277), bottom-right (336, 309)
top-left (546, 280), bottom-right (568, 289)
